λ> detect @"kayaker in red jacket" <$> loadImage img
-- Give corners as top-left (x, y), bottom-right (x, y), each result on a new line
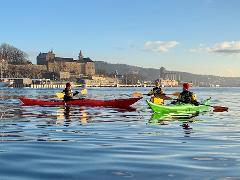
top-left (63, 82), bottom-right (79, 101)
top-left (173, 83), bottom-right (199, 105)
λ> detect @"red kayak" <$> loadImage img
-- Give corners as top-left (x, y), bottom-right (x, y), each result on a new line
top-left (19, 97), bottom-right (142, 108)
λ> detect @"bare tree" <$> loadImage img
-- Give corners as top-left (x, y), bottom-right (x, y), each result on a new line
top-left (0, 43), bottom-right (28, 64)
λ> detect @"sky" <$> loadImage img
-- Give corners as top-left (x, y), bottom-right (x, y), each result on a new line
top-left (1, 0), bottom-right (240, 77)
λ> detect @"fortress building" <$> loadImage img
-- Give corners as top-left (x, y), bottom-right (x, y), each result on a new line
top-left (37, 50), bottom-right (95, 79)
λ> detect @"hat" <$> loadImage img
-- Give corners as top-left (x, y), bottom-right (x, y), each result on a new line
top-left (66, 82), bottom-right (71, 87)
top-left (183, 83), bottom-right (190, 90)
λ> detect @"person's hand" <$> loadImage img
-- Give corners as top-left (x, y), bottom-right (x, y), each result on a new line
top-left (73, 91), bottom-right (79, 96)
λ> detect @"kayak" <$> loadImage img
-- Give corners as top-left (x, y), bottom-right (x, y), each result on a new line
top-left (19, 97), bottom-right (142, 108)
top-left (146, 99), bottom-right (210, 114)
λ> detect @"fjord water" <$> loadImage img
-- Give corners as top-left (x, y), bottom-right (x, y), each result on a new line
top-left (0, 87), bottom-right (239, 180)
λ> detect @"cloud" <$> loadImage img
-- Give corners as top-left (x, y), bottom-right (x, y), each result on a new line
top-left (191, 41), bottom-right (240, 54)
top-left (144, 40), bottom-right (179, 52)
top-left (209, 41), bottom-right (240, 54)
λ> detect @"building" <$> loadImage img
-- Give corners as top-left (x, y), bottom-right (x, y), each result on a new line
top-left (164, 72), bottom-right (177, 81)
top-left (37, 50), bottom-right (95, 79)
top-left (159, 67), bottom-right (166, 79)
top-left (159, 79), bottom-right (178, 87)
top-left (78, 75), bottom-right (118, 87)
top-left (159, 67), bottom-right (178, 81)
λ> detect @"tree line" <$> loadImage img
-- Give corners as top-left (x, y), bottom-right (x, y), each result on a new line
top-left (0, 43), bottom-right (31, 64)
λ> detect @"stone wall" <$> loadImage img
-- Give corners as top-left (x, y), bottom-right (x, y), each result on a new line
top-left (47, 61), bottom-right (84, 75)
top-left (84, 62), bottom-right (95, 76)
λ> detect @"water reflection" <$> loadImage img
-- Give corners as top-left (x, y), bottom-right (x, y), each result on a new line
top-left (19, 105), bottom-right (138, 127)
top-left (148, 112), bottom-right (202, 136)
top-left (149, 112), bottom-right (200, 124)
top-left (55, 106), bottom-right (92, 126)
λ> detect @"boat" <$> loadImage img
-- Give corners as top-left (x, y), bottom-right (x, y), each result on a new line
top-left (146, 99), bottom-right (210, 114)
top-left (19, 97), bottom-right (142, 108)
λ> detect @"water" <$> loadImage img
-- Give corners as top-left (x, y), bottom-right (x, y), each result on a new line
top-left (0, 87), bottom-right (240, 180)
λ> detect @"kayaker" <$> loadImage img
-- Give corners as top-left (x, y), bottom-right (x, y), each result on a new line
top-left (173, 83), bottom-right (199, 105)
top-left (147, 79), bottom-right (166, 105)
top-left (80, 83), bottom-right (87, 97)
top-left (63, 82), bottom-right (79, 101)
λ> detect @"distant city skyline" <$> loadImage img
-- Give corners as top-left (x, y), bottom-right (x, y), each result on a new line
top-left (1, 0), bottom-right (240, 77)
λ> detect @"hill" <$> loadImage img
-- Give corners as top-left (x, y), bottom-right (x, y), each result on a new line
top-left (94, 61), bottom-right (240, 87)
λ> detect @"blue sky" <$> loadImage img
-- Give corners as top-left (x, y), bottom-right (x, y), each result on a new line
top-left (1, 0), bottom-right (240, 76)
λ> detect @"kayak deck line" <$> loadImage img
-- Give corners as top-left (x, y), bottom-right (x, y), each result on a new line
top-left (19, 97), bottom-right (142, 108)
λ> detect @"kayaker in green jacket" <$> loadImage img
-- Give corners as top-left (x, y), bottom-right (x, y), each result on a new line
top-left (147, 79), bottom-right (166, 105)
top-left (173, 83), bottom-right (199, 105)
top-left (63, 82), bottom-right (79, 101)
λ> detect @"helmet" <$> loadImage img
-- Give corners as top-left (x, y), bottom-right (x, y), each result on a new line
top-left (183, 83), bottom-right (190, 90)
top-left (66, 82), bottom-right (71, 87)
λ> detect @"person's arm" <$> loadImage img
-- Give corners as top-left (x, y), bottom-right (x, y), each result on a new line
top-left (147, 89), bottom-right (154, 96)
top-left (177, 93), bottom-right (181, 101)
top-left (161, 90), bottom-right (165, 96)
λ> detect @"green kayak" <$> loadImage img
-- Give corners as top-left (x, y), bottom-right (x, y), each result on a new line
top-left (146, 99), bottom-right (210, 114)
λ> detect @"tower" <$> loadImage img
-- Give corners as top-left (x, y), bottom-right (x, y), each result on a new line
top-left (78, 50), bottom-right (83, 60)
top-left (159, 67), bottom-right (166, 79)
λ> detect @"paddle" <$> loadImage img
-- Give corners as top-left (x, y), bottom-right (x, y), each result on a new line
top-left (197, 97), bottom-right (228, 112)
top-left (56, 89), bottom-right (88, 99)
top-left (132, 91), bottom-right (180, 99)
top-left (178, 98), bottom-right (228, 112)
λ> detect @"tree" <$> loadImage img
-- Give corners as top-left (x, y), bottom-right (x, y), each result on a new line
top-left (0, 43), bottom-right (28, 64)
top-left (123, 73), bottom-right (145, 84)
top-left (96, 68), bottom-right (108, 76)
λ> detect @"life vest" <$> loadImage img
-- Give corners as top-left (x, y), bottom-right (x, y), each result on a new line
top-left (178, 90), bottom-right (196, 103)
top-left (64, 87), bottom-right (73, 97)
top-left (149, 87), bottom-right (163, 97)
top-left (151, 97), bottom-right (164, 105)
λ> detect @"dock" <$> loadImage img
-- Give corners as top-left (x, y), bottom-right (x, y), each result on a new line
top-left (2, 78), bottom-right (161, 88)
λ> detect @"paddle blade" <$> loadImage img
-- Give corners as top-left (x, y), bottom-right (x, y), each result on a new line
top-left (132, 92), bottom-right (143, 98)
top-left (212, 106), bottom-right (229, 112)
top-left (163, 95), bottom-right (173, 100)
top-left (81, 88), bottom-right (88, 95)
top-left (171, 92), bottom-right (180, 96)
top-left (56, 92), bottom-right (64, 99)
